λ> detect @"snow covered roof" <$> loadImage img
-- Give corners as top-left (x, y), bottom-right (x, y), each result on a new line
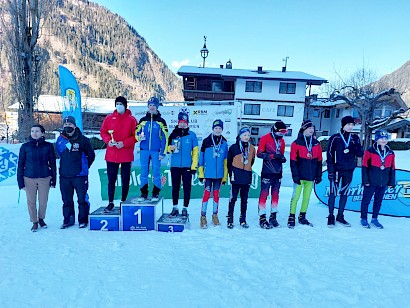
top-left (178, 66), bottom-right (328, 85)
top-left (309, 99), bottom-right (348, 108)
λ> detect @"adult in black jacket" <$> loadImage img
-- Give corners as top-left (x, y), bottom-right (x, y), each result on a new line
top-left (56, 116), bottom-right (95, 229)
top-left (326, 116), bottom-right (364, 227)
top-left (17, 124), bottom-right (56, 232)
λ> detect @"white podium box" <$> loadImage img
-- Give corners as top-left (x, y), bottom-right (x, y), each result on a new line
top-left (89, 207), bottom-right (120, 231)
top-left (156, 214), bottom-right (190, 232)
top-left (121, 198), bottom-right (162, 231)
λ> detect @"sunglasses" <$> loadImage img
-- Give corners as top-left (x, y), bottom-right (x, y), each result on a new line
top-left (277, 129), bottom-right (288, 134)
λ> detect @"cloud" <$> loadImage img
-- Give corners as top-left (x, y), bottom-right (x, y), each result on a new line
top-left (172, 59), bottom-right (190, 68)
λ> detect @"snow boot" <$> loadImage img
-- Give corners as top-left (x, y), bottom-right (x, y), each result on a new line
top-left (79, 223), bottom-right (88, 229)
top-left (240, 214), bottom-right (249, 228)
top-left (181, 207), bottom-right (188, 218)
top-left (151, 186), bottom-right (161, 202)
top-left (269, 212), bottom-right (280, 228)
top-left (327, 214), bottom-right (335, 228)
top-left (227, 215), bottom-right (234, 229)
top-left (371, 218), bottom-right (384, 229)
top-left (104, 202), bottom-right (115, 213)
top-left (259, 214), bottom-right (272, 229)
top-left (336, 214), bottom-right (351, 227)
top-left (298, 212), bottom-right (313, 227)
top-left (212, 213), bottom-right (221, 226)
top-left (287, 214), bottom-right (296, 229)
top-left (361, 219), bottom-right (370, 228)
top-left (39, 219), bottom-right (47, 229)
top-left (31, 222), bottom-right (38, 232)
top-left (200, 215), bottom-right (207, 229)
top-left (169, 208), bottom-right (179, 217)
top-left (137, 194), bottom-right (148, 202)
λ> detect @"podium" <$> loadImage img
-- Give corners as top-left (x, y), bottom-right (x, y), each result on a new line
top-left (89, 207), bottom-right (120, 231)
top-left (156, 214), bottom-right (190, 232)
top-left (121, 197), bottom-right (160, 231)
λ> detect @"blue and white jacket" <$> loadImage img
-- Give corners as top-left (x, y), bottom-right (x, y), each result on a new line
top-left (198, 134), bottom-right (228, 181)
top-left (168, 126), bottom-right (199, 170)
top-left (135, 111), bottom-right (168, 156)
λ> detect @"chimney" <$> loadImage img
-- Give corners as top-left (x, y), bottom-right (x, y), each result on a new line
top-left (282, 66), bottom-right (286, 72)
top-left (220, 64), bottom-right (224, 68)
top-left (257, 66), bottom-right (263, 73)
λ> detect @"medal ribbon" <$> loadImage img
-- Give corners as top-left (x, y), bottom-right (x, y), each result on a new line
top-left (339, 132), bottom-right (351, 149)
top-left (272, 133), bottom-right (282, 154)
top-left (212, 135), bottom-right (222, 154)
top-left (239, 141), bottom-right (249, 161)
top-left (375, 146), bottom-right (388, 164)
top-left (304, 135), bottom-right (313, 153)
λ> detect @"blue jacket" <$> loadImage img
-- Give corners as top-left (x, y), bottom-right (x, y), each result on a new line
top-left (168, 126), bottom-right (199, 170)
top-left (198, 134), bottom-right (228, 181)
top-left (136, 111), bottom-right (168, 155)
top-left (56, 128), bottom-right (95, 177)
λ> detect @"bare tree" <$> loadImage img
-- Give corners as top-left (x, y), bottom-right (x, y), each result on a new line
top-left (0, 0), bottom-right (49, 141)
top-left (329, 69), bottom-right (408, 150)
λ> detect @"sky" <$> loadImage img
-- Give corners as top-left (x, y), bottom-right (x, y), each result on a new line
top-left (92, 0), bottom-right (410, 83)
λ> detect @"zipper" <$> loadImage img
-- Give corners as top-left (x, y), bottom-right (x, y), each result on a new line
top-left (149, 113), bottom-right (153, 151)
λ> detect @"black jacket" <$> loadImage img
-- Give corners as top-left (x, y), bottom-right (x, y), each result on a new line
top-left (227, 140), bottom-right (256, 185)
top-left (17, 136), bottom-right (57, 189)
top-left (56, 128), bottom-right (95, 177)
top-left (327, 131), bottom-right (364, 173)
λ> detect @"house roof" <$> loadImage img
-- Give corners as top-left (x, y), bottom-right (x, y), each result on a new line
top-left (177, 66), bottom-right (328, 85)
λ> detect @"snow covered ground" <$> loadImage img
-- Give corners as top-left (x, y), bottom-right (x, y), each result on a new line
top-left (1, 148), bottom-right (410, 307)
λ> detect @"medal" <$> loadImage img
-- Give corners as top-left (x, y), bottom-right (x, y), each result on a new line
top-left (307, 153), bottom-right (312, 158)
top-left (344, 149), bottom-right (349, 154)
top-left (304, 135), bottom-right (313, 158)
top-left (340, 132), bottom-right (351, 155)
top-left (244, 160), bottom-right (249, 165)
top-left (380, 165), bottom-right (385, 170)
top-left (375, 146), bottom-right (388, 171)
top-left (212, 134), bottom-right (222, 158)
top-left (239, 141), bottom-right (250, 165)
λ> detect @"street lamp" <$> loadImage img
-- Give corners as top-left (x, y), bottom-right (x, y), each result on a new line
top-left (200, 36), bottom-right (209, 68)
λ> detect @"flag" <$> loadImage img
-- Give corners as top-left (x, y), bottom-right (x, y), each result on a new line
top-left (58, 65), bottom-right (83, 131)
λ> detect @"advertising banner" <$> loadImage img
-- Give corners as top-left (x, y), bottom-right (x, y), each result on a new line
top-left (0, 145), bottom-right (21, 186)
top-left (314, 168), bottom-right (410, 217)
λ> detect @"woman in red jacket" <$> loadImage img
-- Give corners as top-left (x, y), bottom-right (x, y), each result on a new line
top-left (100, 96), bottom-right (137, 212)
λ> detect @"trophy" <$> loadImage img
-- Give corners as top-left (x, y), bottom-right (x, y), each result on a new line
top-left (108, 130), bottom-right (117, 145)
top-left (173, 139), bottom-right (180, 153)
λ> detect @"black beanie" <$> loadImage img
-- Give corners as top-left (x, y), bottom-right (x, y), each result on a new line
top-left (115, 96), bottom-right (128, 109)
top-left (271, 120), bottom-right (287, 133)
top-left (300, 119), bottom-right (314, 131)
top-left (341, 116), bottom-right (355, 128)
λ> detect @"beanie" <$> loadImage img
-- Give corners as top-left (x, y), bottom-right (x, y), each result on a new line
top-left (375, 130), bottom-right (389, 142)
top-left (147, 97), bottom-right (160, 109)
top-left (212, 119), bottom-right (224, 130)
top-left (63, 115), bottom-right (76, 126)
top-left (115, 96), bottom-right (128, 109)
top-left (178, 112), bottom-right (189, 123)
top-left (300, 119), bottom-right (314, 131)
top-left (271, 120), bottom-right (287, 133)
top-left (238, 126), bottom-right (251, 136)
top-left (341, 116), bottom-right (355, 129)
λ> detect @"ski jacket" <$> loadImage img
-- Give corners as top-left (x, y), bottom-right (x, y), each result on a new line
top-left (135, 111), bottom-right (168, 156)
top-left (100, 109), bottom-right (137, 163)
top-left (326, 131), bottom-right (363, 173)
top-left (198, 134), bottom-right (228, 181)
top-left (257, 132), bottom-right (286, 178)
top-left (290, 133), bottom-right (322, 182)
top-left (227, 139), bottom-right (255, 185)
top-left (362, 143), bottom-right (395, 187)
top-left (17, 136), bottom-right (57, 189)
top-left (56, 128), bottom-right (95, 177)
top-left (168, 126), bottom-right (199, 170)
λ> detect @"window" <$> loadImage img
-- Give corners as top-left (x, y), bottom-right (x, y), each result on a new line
top-left (277, 105), bottom-right (294, 117)
top-left (251, 127), bottom-right (259, 135)
top-left (285, 129), bottom-right (292, 136)
top-left (245, 81), bottom-right (262, 93)
top-left (384, 110), bottom-right (392, 117)
top-left (244, 104), bottom-right (260, 115)
top-left (335, 109), bottom-right (340, 118)
top-left (279, 82), bottom-right (296, 94)
top-left (313, 109), bottom-right (320, 118)
top-left (374, 109), bottom-right (382, 118)
top-left (324, 109), bottom-right (330, 118)
top-left (322, 130), bottom-right (329, 136)
top-left (212, 81), bottom-right (223, 92)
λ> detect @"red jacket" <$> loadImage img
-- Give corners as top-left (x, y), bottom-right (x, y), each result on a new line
top-left (100, 109), bottom-right (138, 163)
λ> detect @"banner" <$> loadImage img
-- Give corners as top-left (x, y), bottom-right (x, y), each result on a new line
top-left (98, 167), bottom-right (261, 200)
top-left (314, 168), bottom-right (410, 217)
top-left (58, 65), bottom-right (83, 131)
top-left (0, 145), bottom-right (21, 186)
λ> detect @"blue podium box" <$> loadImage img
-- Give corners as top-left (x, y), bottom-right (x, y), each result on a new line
top-left (156, 214), bottom-right (190, 232)
top-left (121, 198), bottom-right (160, 231)
top-left (89, 207), bottom-right (120, 231)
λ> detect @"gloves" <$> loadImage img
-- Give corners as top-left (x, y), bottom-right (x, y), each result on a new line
top-left (50, 178), bottom-right (56, 188)
top-left (222, 181), bottom-right (226, 185)
top-left (199, 177), bottom-right (204, 183)
top-left (190, 169), bottom-right (197, 175)
top-left (315, 178), bottom-right (322, 184)
top-left (293, 178), bottom-right (301, 185)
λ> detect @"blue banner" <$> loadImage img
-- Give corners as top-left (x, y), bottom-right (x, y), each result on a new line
top-left (58, 65), bottom-right (83, 131)
top-left (314, 168), bottom-right (410, 217)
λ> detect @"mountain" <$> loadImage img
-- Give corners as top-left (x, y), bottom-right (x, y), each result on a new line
top-left (376, 60), bottom-right (410, 107)
top-left (0, 0), bottom-right (183, 105)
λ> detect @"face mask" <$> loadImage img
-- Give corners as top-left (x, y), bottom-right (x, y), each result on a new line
top-left (116, 105), bottom-right (125, 114)
top-left (63, 127), bottom-right (75, 134)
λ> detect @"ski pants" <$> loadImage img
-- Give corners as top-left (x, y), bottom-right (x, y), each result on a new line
top-left (328, 169), bottom-right (353, 216)
top-left (106, 161), bottom-right (131, 202)
top-left (290, 180), bottom-right (313, 215)
top-left (360, 185), bottom-right (387, 219)
top-left (228, 183), bottom-right (250, 219)
top-left (140, 150), bottom-right (162, 189)
top-left (171, 167), bottom-right (192, 207)
top-left (258, 173), bottom-right (281, 215)
top-left (201, 178), bottom-right (222, 215)
top-left (60, 176), bottom-right (90, 225)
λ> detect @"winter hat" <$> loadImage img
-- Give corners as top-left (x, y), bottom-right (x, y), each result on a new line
top-left (341, 116), bottom-right (355, 128)
top-left (147, 96), bottom-right (160, 109)
top-left (63, 115), bottom-right (76, 126)
top-left (238, 126), bottom-right (251, 136)
top-left (178, 112), bottom-right (189, 124)
top-left (375, 129), bottom-right (389, 142)
top-left (115, 96), bottom-right (128, 109)
top-left (271, 120), bottom-right (287, 133)
top-left (300, 119), bottom-right (314, 131)
top-left (212, 119), bottom-right (224, 130)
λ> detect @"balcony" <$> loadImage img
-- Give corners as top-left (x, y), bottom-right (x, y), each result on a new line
top-left (183, 89), bottom-right (235, 101)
